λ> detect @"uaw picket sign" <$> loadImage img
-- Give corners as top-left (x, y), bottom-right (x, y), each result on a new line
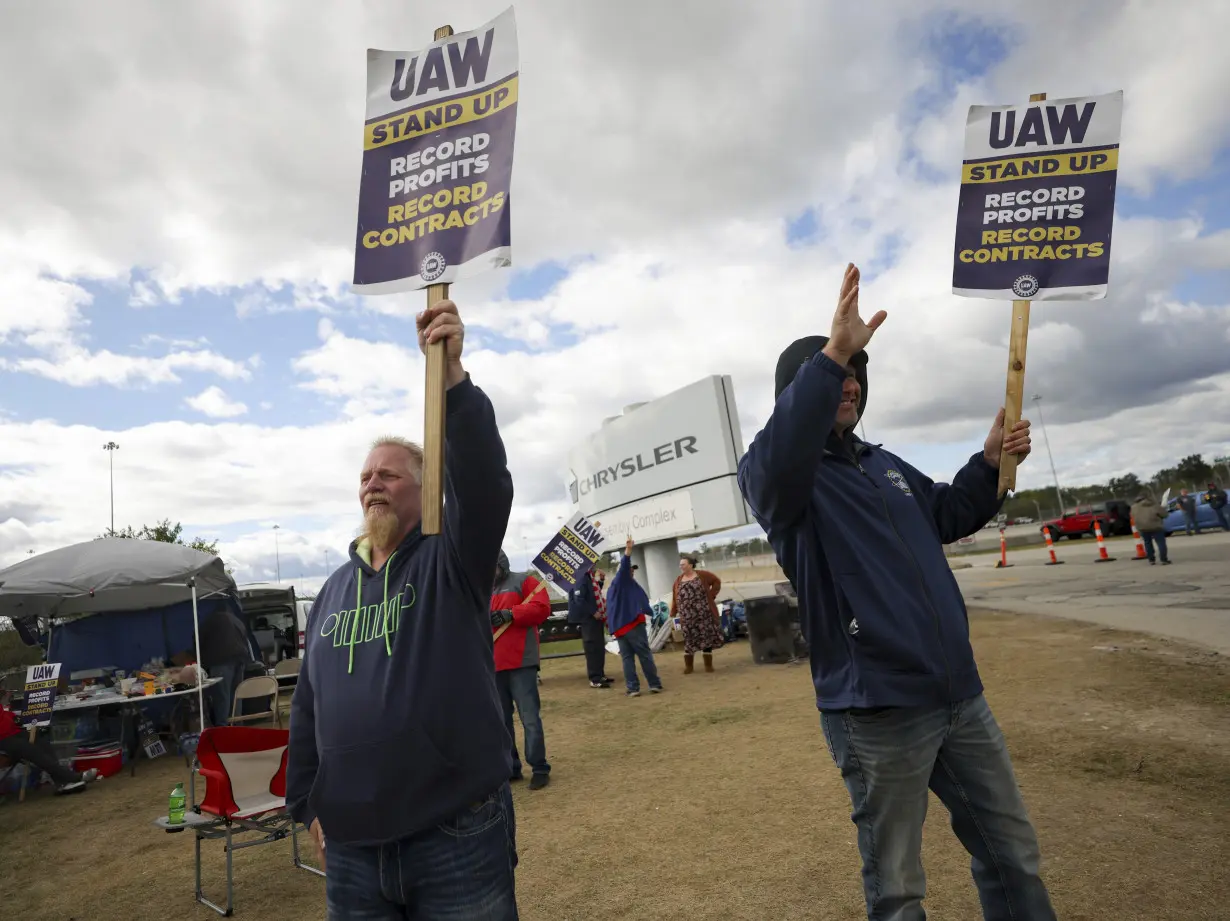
top-left (532, 512), bottom-right (604, 595)
top-left (21, 662), bottom-right (61, 728)
top-left (953, 91), bottom-right (1123, 301)
top-left (951, 90), bottom-right (1123, 498)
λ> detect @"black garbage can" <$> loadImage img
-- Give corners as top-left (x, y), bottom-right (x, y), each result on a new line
top-left (745, 596), bottom-right (798, 664)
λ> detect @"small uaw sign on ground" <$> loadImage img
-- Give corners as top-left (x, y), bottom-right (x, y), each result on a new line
top-left (533, 512), bottom-right (604, 596)
top-left (21, 663), bottom-right (61, 728)
top-left (951, 91), bottom-right (1123, 495)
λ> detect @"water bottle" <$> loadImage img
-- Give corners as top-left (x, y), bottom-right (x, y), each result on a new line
top-left (168, 782), bottom-right (186, 825)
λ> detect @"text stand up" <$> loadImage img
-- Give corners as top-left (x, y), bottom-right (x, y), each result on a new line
top-left (997, 90), bottom-right (1046, 498)
top-left (420, 23), bottom-right (455, 536)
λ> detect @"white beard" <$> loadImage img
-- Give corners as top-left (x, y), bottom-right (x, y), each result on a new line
top-left (363, 505), bottom-right (401, 548)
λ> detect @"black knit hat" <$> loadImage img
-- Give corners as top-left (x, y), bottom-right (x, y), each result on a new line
top-left (773, 335), bottom-right (869, 419)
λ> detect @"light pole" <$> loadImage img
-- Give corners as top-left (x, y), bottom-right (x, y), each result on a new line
top-left (273, 525), bottom-right (282, 584)
top-left (103, 442), bottom-right (120, 533)
top-left (324, 548), bottom-right (331, 574)
top-left (1031, 395), bottom-right (1066, 515)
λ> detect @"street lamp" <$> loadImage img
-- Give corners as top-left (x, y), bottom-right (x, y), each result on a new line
top-left (324, 548), bottom-right (331, 574)
top-left (273, 525), bottom-right (282, 583)
top-left (103, 442), bottom-right (120, 533)
top-left (1031, 395), bottom-right (1066, 515)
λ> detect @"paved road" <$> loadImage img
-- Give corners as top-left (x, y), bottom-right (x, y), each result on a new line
top-left (954, 528), bottom-right (1230, 654)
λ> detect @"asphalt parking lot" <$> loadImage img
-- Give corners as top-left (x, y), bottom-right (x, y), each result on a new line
top-left (955, 528), bottom-right (1230, 654)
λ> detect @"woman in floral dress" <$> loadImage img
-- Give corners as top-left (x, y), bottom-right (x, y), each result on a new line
top-left (670, 556), bottom-right (723, 673)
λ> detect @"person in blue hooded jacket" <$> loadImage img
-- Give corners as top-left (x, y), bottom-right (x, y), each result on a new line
top-left (605, 536), bottom-right (663, 697)
top-left (738, 264), bottom-right (1055, 921)
top-left (286, 299), bottom-right (519, 920)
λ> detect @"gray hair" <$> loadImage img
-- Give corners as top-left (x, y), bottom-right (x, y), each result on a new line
top-left (370, 435), bottom-right (424, 484)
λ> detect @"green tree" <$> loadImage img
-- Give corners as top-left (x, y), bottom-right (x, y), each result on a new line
top-left (1175, 454), bottom-right (1212, 485)
top-left (102, 518), bottom-right (219, 556)
top-left (1107, 473), bottom-right (1142, 498)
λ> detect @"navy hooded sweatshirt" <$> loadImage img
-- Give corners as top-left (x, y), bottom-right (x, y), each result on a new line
top-left (737, 349), bottom-right (1001, 710)
top-left (605, 554), bottom-right (651, 638)
top-left (286, 376), bottom-right (514, 845)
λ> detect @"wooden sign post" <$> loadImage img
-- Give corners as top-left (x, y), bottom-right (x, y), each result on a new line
top-left (996, 90), bottom-right (1046, 498)
top-left (420, 23), bottom-right (455, 536)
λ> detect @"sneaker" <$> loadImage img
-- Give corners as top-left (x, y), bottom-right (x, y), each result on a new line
top-left (1162, 560), bottom-right (1172, 565)
top-left (626, 689), bottom-right (641, 697)
top-left (590, 680), bottom-right (611, 689)
top-left (55, 768), bottom-right (98, 795)
top-left (649, 686), bottom-right (663, 694)
top-left (528, 774), bottom-right (550, 791)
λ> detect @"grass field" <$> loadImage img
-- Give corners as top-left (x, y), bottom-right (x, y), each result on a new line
top-left (2, 609), bottom-right (1227, 920)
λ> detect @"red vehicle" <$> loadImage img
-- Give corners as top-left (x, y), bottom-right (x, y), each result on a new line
top-left (1040, 501), bottom-right (1133, 540)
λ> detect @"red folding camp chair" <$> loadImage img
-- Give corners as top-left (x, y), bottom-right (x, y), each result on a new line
top-left (165, 726), bottom-right (323, 916)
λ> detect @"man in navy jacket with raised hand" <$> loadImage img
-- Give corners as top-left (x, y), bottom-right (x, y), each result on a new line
top-left (287, 299), bottom-right (520, 921)
top-left (738, 264), bottom-right (1056, 921)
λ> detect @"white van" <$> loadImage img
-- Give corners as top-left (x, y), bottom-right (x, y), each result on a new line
top-left (235, 583), bottom-right (303, 663)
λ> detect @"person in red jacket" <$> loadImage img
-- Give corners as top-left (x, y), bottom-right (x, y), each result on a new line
top-left (0, 691), bottom-right (97, 794)
top-left (490, 551), bottom-right (553, 790)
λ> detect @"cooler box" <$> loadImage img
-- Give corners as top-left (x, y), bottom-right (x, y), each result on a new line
top-left (72, 745), bottom-right (124, 778)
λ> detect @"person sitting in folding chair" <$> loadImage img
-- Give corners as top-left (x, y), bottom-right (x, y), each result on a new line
top-left (0, 691), bottom-right (97, 795)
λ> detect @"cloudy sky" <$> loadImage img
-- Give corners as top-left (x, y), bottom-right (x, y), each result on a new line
top-left (1, 1), bottom-right (1228, 589)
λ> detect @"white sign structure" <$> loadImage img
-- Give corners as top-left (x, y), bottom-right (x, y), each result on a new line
top-left (565, 376), bottom-right (747, 548)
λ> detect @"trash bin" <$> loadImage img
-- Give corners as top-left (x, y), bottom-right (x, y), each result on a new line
top-left (745, 596), bottom-right (798, 664)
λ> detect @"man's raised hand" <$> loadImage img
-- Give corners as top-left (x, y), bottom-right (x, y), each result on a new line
top-left (822, 264), bottom-right (887, 366)
top-left (417, 298), bottom-right (467, 388)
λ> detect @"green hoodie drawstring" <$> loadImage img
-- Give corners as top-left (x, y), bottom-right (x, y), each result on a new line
top-left (348, 551), bottom-right (397, 675)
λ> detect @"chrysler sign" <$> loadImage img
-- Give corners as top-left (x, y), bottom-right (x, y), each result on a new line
top-left (565, 375), bottom-right (749, 542)
top-left (568, 436), bottom-right (699, 503)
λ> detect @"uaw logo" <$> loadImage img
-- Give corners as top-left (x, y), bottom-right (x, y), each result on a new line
top-left (1011, 274), bottom-right (1040, 298)
top-left (885, 469), bottom-right (913, 496)
top-left (420, 252), bottom-right (447, 282)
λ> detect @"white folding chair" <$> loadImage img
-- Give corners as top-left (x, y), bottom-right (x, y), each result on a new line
top-left (228, 676), bottom-right (280, 728)
top-left (271, 659), bottom-right (300, 718)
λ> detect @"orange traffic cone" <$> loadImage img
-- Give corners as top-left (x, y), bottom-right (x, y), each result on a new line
top-left (1130, 516), bottom-right (1147, 561)
top-left (1093, 519), bottom-right (1116, 563)
top-left (994, 527), bottom-right (1012, 568)
top-left (1043, 526), bottom-right (1064, 565)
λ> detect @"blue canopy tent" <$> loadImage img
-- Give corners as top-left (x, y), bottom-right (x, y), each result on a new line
top-left (0, 538), bottom-right (238, 718)
top-left (47, 596), bottom-right (248, 676)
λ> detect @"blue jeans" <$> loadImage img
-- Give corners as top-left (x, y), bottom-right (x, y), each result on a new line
top-left (208, 661), bottom-right (245, 727)
top-left (615, 623), bottom-right (661, 693)
top-left (496, 667), bottom-right (549, 777)
top-left (821, 694), bottom-right (1054, 921)
top-left (1214, 505), bottom-right (1230, 531)
top-left (1141, 530), bottom-right (1168, 562)
top-left (1183, 511), bottom-right (1201, 535)
top-left (324, 784), bottom-right (518, 920)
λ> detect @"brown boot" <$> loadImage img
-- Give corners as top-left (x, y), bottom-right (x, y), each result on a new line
top-left (703, 653), bottom-right (714, 672)
top-left (683, 654), bottom-right (694, 674)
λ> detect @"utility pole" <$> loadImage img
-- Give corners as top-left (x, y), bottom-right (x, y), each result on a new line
top-left (1031, 395), bottom-right (1066, 515)
top-left (103, 442), bottom-right (120, 533)
top-left (273, 525), bottom-right (282, 584)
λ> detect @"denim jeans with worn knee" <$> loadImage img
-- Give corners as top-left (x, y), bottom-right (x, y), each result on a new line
top-left (821, 694), bottom-right (1055, 921)
top-left (324, 783), bottom-right (518, 921)
top-left (615, 622), bottom-right (662, 693)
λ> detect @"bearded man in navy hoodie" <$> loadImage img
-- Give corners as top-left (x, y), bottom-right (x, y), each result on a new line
top-left (287, 299), bottom-right (519, 921)
top-left (739, 265), bottom-right (1056, 921)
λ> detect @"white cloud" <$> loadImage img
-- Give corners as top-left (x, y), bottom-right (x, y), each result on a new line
top-left (2, 342), bottom-right (255, 388)
top-left (185, 385), bottom-right (249, 418)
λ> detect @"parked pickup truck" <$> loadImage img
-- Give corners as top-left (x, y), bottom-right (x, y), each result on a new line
top-left (1040, 501), bottom-right (1133, 540)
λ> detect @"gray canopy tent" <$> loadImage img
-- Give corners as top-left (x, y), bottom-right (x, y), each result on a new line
top-left (0, 538), bottom-right (237, 716)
